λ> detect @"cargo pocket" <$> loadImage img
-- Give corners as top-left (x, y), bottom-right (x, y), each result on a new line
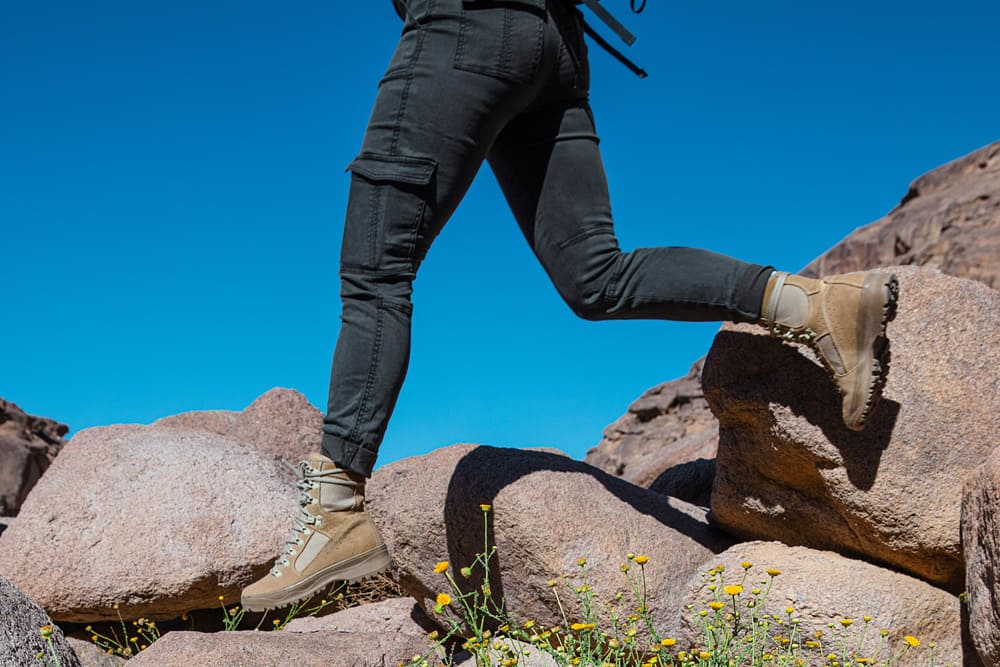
top-left (341, 153), bottom-right (438, 273)
top-left (454, 0), bottom-right (546, 83)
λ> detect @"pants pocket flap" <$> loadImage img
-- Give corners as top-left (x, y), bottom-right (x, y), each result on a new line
top-left (346, 153), bottom-right (437, 186)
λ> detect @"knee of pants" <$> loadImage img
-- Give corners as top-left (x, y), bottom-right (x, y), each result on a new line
top-left (339, 268), bottom-right (415, 314)
top-left (555, 275), bottom-right (616, 321)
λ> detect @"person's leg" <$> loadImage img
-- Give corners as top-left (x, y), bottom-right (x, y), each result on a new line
top-left (244, 0), bottom-right (552, 611)
top-left (488, 101), bottom-right (772, 324)
top-left (321, 0), bottom-right (550, 477)
top-left (488, 100), bottom-right (896, 431)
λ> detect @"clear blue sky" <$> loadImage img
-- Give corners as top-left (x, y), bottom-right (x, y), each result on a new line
top-left (2, 1), bottom-right (997, 468)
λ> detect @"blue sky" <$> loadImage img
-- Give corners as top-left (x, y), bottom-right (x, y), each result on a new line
top-left (2, 1), bottom-right (997, 468)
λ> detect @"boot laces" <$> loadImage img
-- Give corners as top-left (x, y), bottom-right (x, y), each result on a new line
top-left (269, 459), bottom-right (362, 577)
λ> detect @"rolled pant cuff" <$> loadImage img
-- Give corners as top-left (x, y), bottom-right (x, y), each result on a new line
top-left (320, 432), bottom-right (378, 478)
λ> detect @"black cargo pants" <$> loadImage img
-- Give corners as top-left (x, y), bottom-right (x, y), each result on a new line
top-left (321, 0), bottom-right (772, 476)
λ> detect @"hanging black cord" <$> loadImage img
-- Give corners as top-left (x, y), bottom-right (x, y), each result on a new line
top-left (582, 20), bottom-right (648, 78)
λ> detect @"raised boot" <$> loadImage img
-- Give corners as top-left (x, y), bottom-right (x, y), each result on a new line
top-left (241, 452), bottom-right (390, 612)
top-left (759, 270), bottom-right (899, 430)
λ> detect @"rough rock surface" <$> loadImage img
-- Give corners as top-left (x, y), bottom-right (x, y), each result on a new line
top-left (154, 387), bottom-right (321, 464)
top-left (648, 458), bottom-right (715, 507)
top-left (0, 398), bottom-right (68, 516)
top-left (804, 140), bottom-right (1000, 289)
top-left (703, 267), bottom-right (1000, 590)
top-left (367, 443), bottom-right (733, 641)
top-left (284, 596), bottom-right (435, 635)
top-left (678, 542), bottom-right (965, 665)
top-left (127, 629), bottom-right (433, 667)
top-left (66, 637), bottom-right (127, 667)
top-left (962, 446), bottom-right (1000, 667)
top-left (585, 359), bottom-right (718, 488)
top-left (0, 390), bottom-right (323, 622)
top-left (0, 574), bottom-right (82, 667)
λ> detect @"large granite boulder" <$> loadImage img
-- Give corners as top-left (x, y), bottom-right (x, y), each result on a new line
top-left (126, 628), bottom-right (432, 667)
top-left (0, 389), bottom-right (320, 622)
top-left (585, 359), bottom-right (718, 489)
top-left (283, 596), bottom-right (435, 634)
top-left (367, 443), bottom-right (733, 641)
top-left (0, 398), bottom-right (68, 516)
top-left (703, 267), bottom-right (1000, 590)
top-left (677, 542), bottom-right (966, 665)
top-left (804, 140), bottom-right (1000, 289)
top-left (962, 446), bottom-right (1000, 667)
top-left (0, 574), bottom-right (81, 667)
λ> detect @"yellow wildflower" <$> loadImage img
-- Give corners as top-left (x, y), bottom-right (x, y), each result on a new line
top-left (39, 625), bottom-right (54, 640)
top-left (479, 504), bottom-right (491, 512)
top-left (709, 601), bottom-right (724, 610)
top-left (570, 622), bottom-right (594, 631)
top-left (766, 568), bottom-right (781, 577)
top-left (635, 555), bottom-right (650, 565)
top-left (435, 593), bottom-right (451, 606)
top-left (699, 651), bottom-right (712, 659)
top-left (785, 607), bottom-right (795, 615)
top-left (840, 619), bottom-right (854, 627)
top-left (741, 561), bottom-right (753, 569)
top-left (903, 636), bottom-right (920, 647)
top-left (723, 585), bottom-right (743, 596)
top-left (661, 638), bottom-right (676, 647)
top-left (433, 561), bottom-right (449, 574)
top-left (576, 557), bottom-right (587, 566)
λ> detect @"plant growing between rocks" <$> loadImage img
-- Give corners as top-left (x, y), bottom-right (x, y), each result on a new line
top-left (49, 573), bottom-right (404, 660)
top-left (402, 506), bottom-right (950, 667)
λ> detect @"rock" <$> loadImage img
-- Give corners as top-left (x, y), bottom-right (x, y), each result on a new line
top-left (0, 574), bottom-right (82, 667)
top-left (648, 458), bottom-right (715, 507)
top-left (126, 629), bottom-right (434, 667)
top-left (703, 267), bottom-right (1000, 590)
top-left (154, 387), bottom-right (321, 464)
top-left (0, 390), bottom-right (323, 622)
top-left (677, 542), bottom-right (965, 665)
top-left (804, 140), bottom-right (1000, 289)
top-left (962, 446), bottom-right (1000, 667)
top-left (367, 443), bottom-right (733, 641)
top-left (585, 359), bottom-right (718, 488)
top-left (66, 637), bottom-right (127, 667)
top-left (284, 596), bottom-right (436, 635)
top-left (0, 398), bottom-right (68, 516)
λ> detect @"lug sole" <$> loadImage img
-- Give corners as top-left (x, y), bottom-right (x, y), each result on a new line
top-left (241, 543), bottom-right (391, 612)
top-left (844, 273), bottom-right (899, 430)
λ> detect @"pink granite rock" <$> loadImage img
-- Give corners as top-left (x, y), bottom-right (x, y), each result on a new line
top-left (677, 542), bottom-right (967, 665)
top-left (126, 628), bottom-right (432, 667)
top-left (962, 446), bottom-right (1000, 667)
top-left (0, 390), bottom-right (324, 622)
top-left (703, 267), bottom-right (1000, 590)
top-left (0, 398), bottom-right (68, 516)
top-left (367, 443), bottom-right (732, 642)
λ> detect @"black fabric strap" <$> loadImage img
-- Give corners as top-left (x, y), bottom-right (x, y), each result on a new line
top-left (578, 0), bottom-right (636, 45)
top-left (582, 19), bottom-right (648, 78)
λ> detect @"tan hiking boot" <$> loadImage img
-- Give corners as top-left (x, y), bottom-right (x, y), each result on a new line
top-left (241, 452), bottom-right (390, 612)
top-left (760, 270), bottom-right (899, 430)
